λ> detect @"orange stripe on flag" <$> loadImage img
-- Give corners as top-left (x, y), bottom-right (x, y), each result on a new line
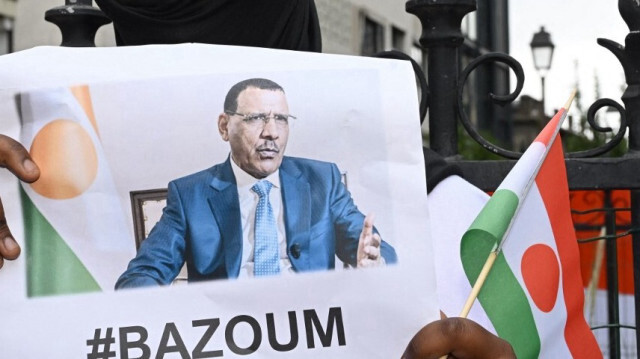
top-left (70, 85), bottom-right (99, 137)
top-left (534, 108), bottom-right (565, 146)
top-left (536, 138), bottom-right (601, 358)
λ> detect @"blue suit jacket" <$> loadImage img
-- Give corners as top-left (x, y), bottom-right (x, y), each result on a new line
top-left (116, 156), bottom-right (397, 288)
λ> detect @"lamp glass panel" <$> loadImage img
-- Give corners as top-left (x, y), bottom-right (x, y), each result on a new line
top-left (532, 47), bottom-right (553, 71)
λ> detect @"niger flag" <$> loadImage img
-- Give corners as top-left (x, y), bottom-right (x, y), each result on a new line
top-left (19, 86), bottom-right (134, 296)
top-left (460, 98), bottom-right (601, 358)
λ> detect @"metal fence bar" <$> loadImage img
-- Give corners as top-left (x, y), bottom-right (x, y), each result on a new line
top-left (458, 157), bottom-right (640, 192)
top-left (45, 0), bottom-right (110, 47)
top-left (406, 0), bottom-right (476, 157)
top-left (632, 190), bottom-right (640, 356)
top-left (605, 190), bottom-right (621, 358)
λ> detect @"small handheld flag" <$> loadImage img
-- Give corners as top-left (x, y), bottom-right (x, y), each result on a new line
top-left (458, 91), bottom-right (602, 358)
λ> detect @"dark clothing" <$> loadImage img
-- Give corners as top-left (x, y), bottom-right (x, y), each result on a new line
top-left (423, 147), bottom-right (463, 194)
top-left (95, 0), bottom-right (322, 52)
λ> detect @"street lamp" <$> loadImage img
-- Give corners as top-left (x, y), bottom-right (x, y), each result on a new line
top-left (530, 26), bottom-right (555, 116)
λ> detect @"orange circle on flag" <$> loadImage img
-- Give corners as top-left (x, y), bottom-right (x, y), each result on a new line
top-left (30, 119), bottom-right (98, 199)
top-left (521, 244), bottom-right (560, 313)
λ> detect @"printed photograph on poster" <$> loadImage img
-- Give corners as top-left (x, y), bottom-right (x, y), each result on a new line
top-left (18, 69), bottom-right (415, 296)
top-left (1, 46), bottom-right (438, 358)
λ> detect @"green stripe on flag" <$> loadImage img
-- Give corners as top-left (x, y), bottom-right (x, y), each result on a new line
top-left (21, 188), bottom-right (101, 296)
top-left (467, 189), bottom-right (519, 241)
top-left (460, 189), bottom-right (541, 358)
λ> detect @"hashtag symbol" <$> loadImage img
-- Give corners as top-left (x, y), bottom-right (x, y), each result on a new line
top-left (86, 328), bottom-right (116, 359)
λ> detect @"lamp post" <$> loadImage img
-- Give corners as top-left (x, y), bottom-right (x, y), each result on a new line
top-left (530, 26), bottom-right (555, 117)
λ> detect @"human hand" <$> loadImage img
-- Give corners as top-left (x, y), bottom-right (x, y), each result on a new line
top-left (357, 213), bottom-right (384, 267)
top-left (0, 134), bottom-right (40, 268)
top-left (402, 317), bottom-right (516, 359)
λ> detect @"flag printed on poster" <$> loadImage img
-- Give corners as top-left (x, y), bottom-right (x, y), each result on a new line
top-left (19, 86), bottom-right (134, 297)
top-left (460, 95), bottom-right (602, 358)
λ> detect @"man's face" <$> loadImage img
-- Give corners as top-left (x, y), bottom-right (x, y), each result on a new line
top-left (218, 87), bottom-right (290, 178)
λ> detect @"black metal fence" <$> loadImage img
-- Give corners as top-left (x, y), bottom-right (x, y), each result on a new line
top-left (406, 0), bottom-right (640, 358)
top-left (572, 190), bottom-right (636, 357)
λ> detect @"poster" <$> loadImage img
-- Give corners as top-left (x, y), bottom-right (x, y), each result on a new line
top-left (0, 45), bottom-right (437, 357)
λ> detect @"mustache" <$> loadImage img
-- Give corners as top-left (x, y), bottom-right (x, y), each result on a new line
top-left (256, 142), bottom-right (280, 152)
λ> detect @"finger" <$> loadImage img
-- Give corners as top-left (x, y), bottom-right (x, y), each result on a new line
top-left (0, 134), bottom-right (40, 183)
top-left (362, 232), bottom-right (381, 252)
top-left (361, 212), bottom-right (375, 238)
top-left (0, 197), bottom-right (20, 262)
top-left (0, 236), bottom-right (20, 262)
top-left (402, 318), bottom-right (515, 359)
top-left (357, 258), bottom-right (380, 268)
top-left (364, 244), bottom-right (380, 259)
top-left (371, 233), bottom-right (381, 247)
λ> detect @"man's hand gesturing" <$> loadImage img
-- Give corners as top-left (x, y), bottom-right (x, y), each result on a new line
top-left (356, 213), bottom-right (384, 268)
top-left (0, 135), bottom-right (40, 268)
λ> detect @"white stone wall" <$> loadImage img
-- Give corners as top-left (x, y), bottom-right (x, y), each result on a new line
top-left (0, 0), bottom-right (16, 17)
top-left (315, 0), bottom-right (355, 54)
top-left (316, 0), bottom-right (423, 55)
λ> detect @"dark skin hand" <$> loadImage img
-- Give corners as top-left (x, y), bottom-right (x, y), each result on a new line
top-left (402, 317), bottom-right (516, 359)
top-left (0, 134), bottom-right (40, 269)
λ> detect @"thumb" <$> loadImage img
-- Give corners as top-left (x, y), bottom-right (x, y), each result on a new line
top-left (0, 135), bottom-right (40, 183)
top-left (362, 212), bottom-right (375, 235)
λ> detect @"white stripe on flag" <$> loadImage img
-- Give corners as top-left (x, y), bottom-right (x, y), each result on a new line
top-left (496, 142), bottom-right (545, 196)
top-left (20, 87), bottom-right (134, 290)
top-left (503, 183), bottom-right (572, 357)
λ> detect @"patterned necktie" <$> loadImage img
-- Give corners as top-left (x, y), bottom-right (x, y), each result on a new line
top-left (252, 180), bottom-right (280, 276)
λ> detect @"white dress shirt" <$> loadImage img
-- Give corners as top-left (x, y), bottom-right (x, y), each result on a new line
top-left (230, 159), bottom-right (294, 277)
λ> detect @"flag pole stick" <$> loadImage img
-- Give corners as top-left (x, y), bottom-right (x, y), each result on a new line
top-left (563, 90), bottom-right (577, 111)
top-left (459, 249), bottom-right (498, 317)
top-left (586, 227), bottom-right (607, 323)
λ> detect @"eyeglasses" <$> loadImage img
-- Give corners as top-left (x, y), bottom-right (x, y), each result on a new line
top-left (225, 111), bottom-right (296, 127)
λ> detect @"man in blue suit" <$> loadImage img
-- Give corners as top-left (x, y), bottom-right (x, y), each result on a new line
top-left (116, 78), bottom-right (397, 288)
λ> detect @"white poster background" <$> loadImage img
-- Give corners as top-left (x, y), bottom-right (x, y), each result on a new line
top-left (0, 45), bottom-right (438, 358)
